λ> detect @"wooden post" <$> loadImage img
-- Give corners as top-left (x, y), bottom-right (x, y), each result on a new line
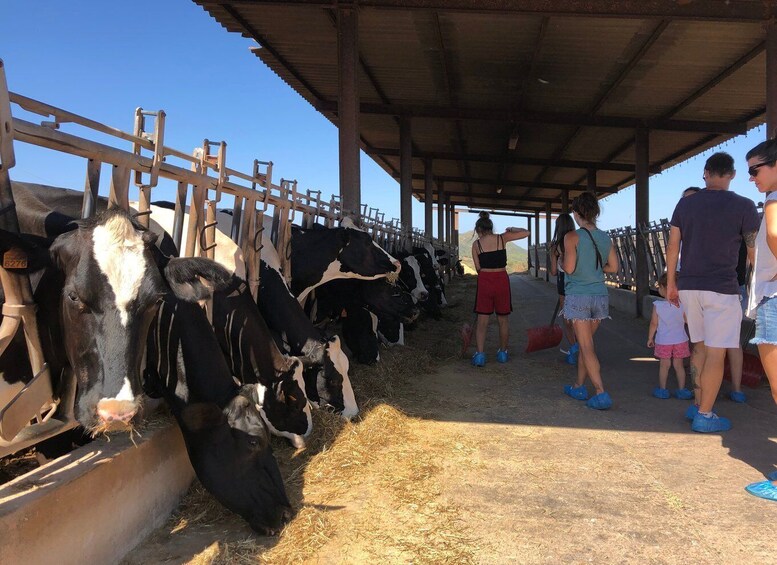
top-left (81, 159), bottom-right (101, 219)
top-left (587, 168), bottom-right (597, 194)
top-left (338, 5), bottom-right (360, 218)
top-left (424, 158), bottom-right (433, 238)
top-left (561, 191), bottom-right (569, 214)
top-left (635, 128), bottom-right (650, 317)
top-left (534, 212), bottom-right (540, 278)
top-left (545, 203), bottom-right (551, 282)
top-left (437, 180), bottom-right (444, 243)
top-left (108, 165), bottom-right (130, 211)
top-left (400, 115), bottom-right (413, 245)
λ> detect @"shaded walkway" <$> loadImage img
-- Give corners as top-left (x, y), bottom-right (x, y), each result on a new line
top-left (401, 274), bottom-right (777, 563)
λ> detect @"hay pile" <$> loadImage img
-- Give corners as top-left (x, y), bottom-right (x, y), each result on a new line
top-left (136, 276), bottom-right (481, 564)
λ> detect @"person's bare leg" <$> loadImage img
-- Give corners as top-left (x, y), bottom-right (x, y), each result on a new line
top-left (575, 320), bottom-right (604, 394)
top-left (690, 341), bottom-right (706, 405)
top-left (758, 344), bottom-right (777, 406)
top-left (698, 346), bottom-right (727, 413)
top-left (475, 314), bottom-right (489, 353)
top-left (672, 357), bottom-right (687, 390)
top-left (727, 346), bottom-right (743, 393)
top-left (497, 315), bottom-right (509, 351)
top-left (558, 296), bottom-right (575, 346)
top-left (658, 358), bottom-right (671, 389)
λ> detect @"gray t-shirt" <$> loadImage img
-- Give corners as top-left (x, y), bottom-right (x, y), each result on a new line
top-left (670, 189), bottom-right (759, 294)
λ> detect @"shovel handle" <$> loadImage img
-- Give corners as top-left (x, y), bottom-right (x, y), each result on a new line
top-left (549, 298), bottom-right (561, 327)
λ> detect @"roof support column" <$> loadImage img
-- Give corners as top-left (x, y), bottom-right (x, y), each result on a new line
top-left (587, 168), bottom-right (597, 194)
top-left (635, 128), bottom-right (650, 317)
top-left (527, 216), bottom-right (532, 273)
top-left (437, 180), bottom-right (445, 242)
top-left (445, 194), bottom-right (451, 247)
top-left (561, 191), bottom-right (569, 213)
top-left (768, 20), bottom-right (777, 139)
top-left (451, 204), bottom-right (458, 260)
top-left (534, 212), bottom-right (540, 278)
top-left (545, 203), bottom-right (552, 282)
top-left (400, 115), bottom-right (413, 241)
top-left (337, 5), bottom-right (360, 218)
top-left (425, 158), bottom-right (433, 238)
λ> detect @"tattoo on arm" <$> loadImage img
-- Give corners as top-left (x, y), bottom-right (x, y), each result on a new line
top-left (744, 230), bottom-right (757, 248)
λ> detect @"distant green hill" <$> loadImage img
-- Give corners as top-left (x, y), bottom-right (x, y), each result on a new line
top-left (458, 230), bottom-right (529, 274)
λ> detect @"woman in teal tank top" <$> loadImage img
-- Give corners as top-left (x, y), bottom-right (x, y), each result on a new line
top-left (560, 193), bottom-right (619, 410)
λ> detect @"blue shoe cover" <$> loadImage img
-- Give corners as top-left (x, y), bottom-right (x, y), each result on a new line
top-left (471, 352), bottom-right (485, 367)
top-left (674, 388), bottom-right (694, 400)
top-left (691, 412), bottom-right (732, 433)
top-left (586, 391), bottom-right (612, 410)
top-left (566, 343), bottom-right (579, 365)
top-left (652, 387), bottom-right (670, 399)
top-left (496, 349), bottom-right (509, 364)
top-left (563, 384), bottom-right (588, 400)
top-left (730, 391), bottom-right (747, 403)
top-left (746, 480), bottom-right (777, 501)
top-left (685, 404), bottom-right (699, 421)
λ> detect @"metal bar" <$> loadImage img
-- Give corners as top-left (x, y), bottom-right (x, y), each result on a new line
top-left (768, 23), bottom-right (777, 139)
top-left (108, 165), bottom-right (130, 211)
top-left (404, 174), bottom-right (616, 193)
top-left (635, 128), bottom-right (650, 316)
top-left (172, 181), bottom-right (188, 251)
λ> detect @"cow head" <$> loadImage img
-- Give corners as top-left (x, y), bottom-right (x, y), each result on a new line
top-left (300, 335), bottom-right (357, 419)
top-left (362, 280), bottom-right (418, 324)
top-left (397, 255), bottom-right (429, 304)
top-left (245, 357), bottom-right (312, 449)
top-left (178, 402), bottom-right (293, 535)
top-left (338, 217), bottom-right (401, 279)
top-left (0, 211), bottom-right (166, 431)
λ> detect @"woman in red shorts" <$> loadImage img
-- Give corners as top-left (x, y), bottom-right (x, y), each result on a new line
top-left (471, 211), bottom-right (530, 367)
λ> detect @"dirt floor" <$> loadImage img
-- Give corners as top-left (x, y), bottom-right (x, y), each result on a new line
top-left (122, 274), bottom-right (777, 564)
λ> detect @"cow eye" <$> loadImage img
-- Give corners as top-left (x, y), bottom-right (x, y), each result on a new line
top-left (67, 291), bottom-right (80, 303)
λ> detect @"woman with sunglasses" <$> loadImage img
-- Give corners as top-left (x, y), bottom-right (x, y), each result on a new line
top-left (743, 139), bottom-right (777, 501)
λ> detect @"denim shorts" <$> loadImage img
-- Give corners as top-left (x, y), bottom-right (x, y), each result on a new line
top-left (563, 294), bottom-right (609, 321)
top-left (752, 295), bottom-right (777, 345)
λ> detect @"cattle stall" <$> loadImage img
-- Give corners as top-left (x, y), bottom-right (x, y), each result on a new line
top-left (0, 59), bottom-right (455, 563)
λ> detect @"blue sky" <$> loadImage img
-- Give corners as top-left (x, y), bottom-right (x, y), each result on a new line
top-left (2, 1), bottom-right (768, 242)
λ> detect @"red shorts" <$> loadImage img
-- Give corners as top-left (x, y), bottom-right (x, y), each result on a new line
top-left (654, 341), bottom-right (691, 359)
top-left (475, 271), bottom-right (512, 315)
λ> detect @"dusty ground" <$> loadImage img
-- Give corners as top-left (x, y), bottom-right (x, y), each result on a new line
top-left (123, 274), bottom-right (777, 564)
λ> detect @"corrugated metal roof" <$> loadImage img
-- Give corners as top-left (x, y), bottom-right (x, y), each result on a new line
top-left (194, 0), bottom-right (771, 213)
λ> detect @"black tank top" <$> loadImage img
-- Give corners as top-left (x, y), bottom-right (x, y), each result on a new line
top-left (477, 235), bottom-right (507, 269)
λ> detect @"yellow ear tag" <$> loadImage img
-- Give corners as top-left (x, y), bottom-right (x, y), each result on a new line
top-left (3, 247), bottom-right (28, 270)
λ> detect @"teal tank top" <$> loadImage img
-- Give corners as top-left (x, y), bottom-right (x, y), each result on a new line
top-left (565, 228), bottom-right (611, 296)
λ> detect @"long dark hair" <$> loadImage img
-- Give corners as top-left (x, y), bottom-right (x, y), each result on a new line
top-left (550, 213), bottom-right (575, 254)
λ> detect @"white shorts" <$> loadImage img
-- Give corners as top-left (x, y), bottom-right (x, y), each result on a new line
top-left (679, 290), bottom-right (742, 348)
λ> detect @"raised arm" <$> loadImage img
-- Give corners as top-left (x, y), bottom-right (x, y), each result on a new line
top-left (502, 227), bottom-right (530, 243)
top-left (765, 200), bottom-right (777, 261)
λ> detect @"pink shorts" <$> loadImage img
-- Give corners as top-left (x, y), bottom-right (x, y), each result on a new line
top-left (654, 341), bottom-right (690, 360)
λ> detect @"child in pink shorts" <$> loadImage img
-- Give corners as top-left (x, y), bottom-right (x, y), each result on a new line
top-left (647, 272), bottom-right (693, 399)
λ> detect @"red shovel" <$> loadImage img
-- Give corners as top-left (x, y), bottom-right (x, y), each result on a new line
top-left (525, 299), bottom-right (563, 353)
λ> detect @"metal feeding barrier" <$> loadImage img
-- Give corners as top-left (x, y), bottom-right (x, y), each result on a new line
top-left (0, 60), bottom-right (456, 458)
top-left (528, 219), bottom-right (672, 290)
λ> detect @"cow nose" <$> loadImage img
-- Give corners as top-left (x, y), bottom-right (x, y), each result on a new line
top-left (419, 291), bottom-right (429, 301)
top-left (96, 399), bottom-right (138, 424)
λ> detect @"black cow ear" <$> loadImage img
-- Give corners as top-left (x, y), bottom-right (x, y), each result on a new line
top-left (0, 229), bottom-right (54, 273)
top-left (141, 230), bottom-right (159, 247)
top-left (180, 403), bottom-right (226, 431)
top-left (164, 257), bottom-right (233, 302)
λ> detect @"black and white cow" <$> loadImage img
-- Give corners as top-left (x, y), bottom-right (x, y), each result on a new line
top-left (143, 280), bottom-right (293, 535)
top-left (139, 203), bottom-right (313, 446)
top-left (289, 218), bottom-right (401, 302)
top-left (0, 205), bottom-right (294, 534)
top-left (0, 182), bottom-right (311, 446)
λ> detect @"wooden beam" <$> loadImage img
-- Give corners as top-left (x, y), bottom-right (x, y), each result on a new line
top-left (366, 146), bottom-right (660, 172)
top-left (400, 173), bottom-right (617, 193)
top-left (213, 1), bottom-right (774, 22)
top-left (314, 100), bottom-right (747, 134)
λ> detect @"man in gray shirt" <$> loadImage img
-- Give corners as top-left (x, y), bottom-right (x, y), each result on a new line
top-left (666, 152), bottom-right (759, 433)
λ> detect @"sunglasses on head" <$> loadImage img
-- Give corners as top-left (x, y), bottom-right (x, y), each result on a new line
top-left (749, 161), bottom-right (775, 177)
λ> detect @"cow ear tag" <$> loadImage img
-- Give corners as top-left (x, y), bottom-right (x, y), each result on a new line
top-left (3, 247), bottom-right (28, 270)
